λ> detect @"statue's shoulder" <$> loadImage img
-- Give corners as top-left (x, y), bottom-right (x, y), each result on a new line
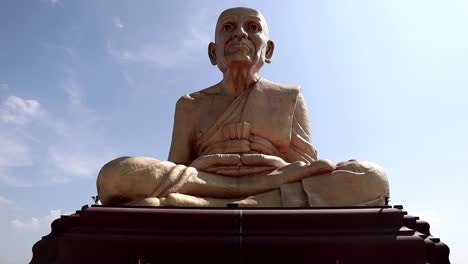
top-left (175, 83), bottom-right (221, 110)
top-left (258, 78), bottom-right (301, 96)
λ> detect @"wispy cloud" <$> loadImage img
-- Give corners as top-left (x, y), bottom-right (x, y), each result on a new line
top-left (0, 195), bottom-right (14, 208)
top-left (47, 145), bottom-right (110, 178)
top-left (63, 77), bottom-right (82, 106)
top-left (0, 136), bottom-right (32, 167)
top-left (44, 0), bottom-right (62, 8)
top-left (0, 96), bottom-right (41, 187)
top-left (0, 70), bottom-right (115, 187)
top-left (106, 8), bottom-right (212, 69)
top-left (0, 83), bottom-right (8, 90)
top-left (0, 171), bottom-right (32, 187)
top-left (122, 71), bottom-right (136, 89)
top-left (0, 96), bottom-right (44, 125)
top-left (40, 41), bottom-right (75, 57)
top-left (10, 209), bottom-right (66, 231)
top-left (11, 218), bottom-right (40, 230)
top-left (107, 41), bottom-right (184, 68)
top-left (42, 72), bottom-right (115, 180)
top-left (0, 136), bottom-right (33, 187)
top-left (112, 16), bottom-right (124, 30)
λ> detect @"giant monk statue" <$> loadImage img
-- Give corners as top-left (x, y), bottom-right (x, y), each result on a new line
top-left (96, 7), bottom-right (389, 207)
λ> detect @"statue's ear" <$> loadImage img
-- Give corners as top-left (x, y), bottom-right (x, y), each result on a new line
top-left (265, 40), bottom-right (275, 64)
top-left (208, 42), bottom-right (217, 65)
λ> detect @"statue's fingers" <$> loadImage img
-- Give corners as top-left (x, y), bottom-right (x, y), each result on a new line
top-left (238, 166), bottom-right (276, 175)
top-left (249, 134), bottom-right (276, 148)
top-left (222, 125), bottom-right (230, 140)
top-left (230, 124), bottom-right (239, 139)
top-left (189, 155), bottom-right (218, 169)
top-left (227, 125), bottom-right (234, 139)
top-left (240, 153), bottom-right (266, 165)
top-left (204, 138), bottom-right (248, 154)
top-left (214, 166), bottom-right (276, 177)
top-left (241, 122), bottom-right (251, 139)
top-left (250, 142), bottom-right (274, 155)
top-left (249, 135), bottom-right (280, 156)
top-left (223, 146), bottom-right (250, 154)
top-left (190, 154), bottom-right (241, 169)
top-left (222, 123), bottom-right (236, 139)
top-left (236, 123), bottom-right (242, 140)
top-left (240, 153), bottom-right (287, 168)
top-left (224, 140), bottom-right (251, 153)
top-left (214, 167), bottom-right (239, 176)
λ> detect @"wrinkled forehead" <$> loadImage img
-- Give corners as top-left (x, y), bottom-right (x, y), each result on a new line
top-left (215, 7), bottom-right (269, 33)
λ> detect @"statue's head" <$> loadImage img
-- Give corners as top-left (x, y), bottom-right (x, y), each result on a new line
top-left (208, 7), bottom-right (275, 73)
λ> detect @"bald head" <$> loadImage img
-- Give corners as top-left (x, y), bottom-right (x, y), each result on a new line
top-left (209, 7), bottom-right (274, 72)
top-left (215, 7), bottom-right (270, 38)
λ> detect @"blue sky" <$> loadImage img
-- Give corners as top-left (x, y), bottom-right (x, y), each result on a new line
top-left (1, 0), bottom-right (467, 263)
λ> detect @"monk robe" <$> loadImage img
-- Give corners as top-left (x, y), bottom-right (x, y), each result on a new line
top-left (97, 79), bottom-right (389, 207)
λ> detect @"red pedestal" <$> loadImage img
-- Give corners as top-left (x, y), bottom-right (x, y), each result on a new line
top-left (31, 205), bottom-right (450, 264)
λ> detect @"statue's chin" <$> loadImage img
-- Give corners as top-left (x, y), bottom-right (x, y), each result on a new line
top-left (222, 54), bottom-right (255, 66)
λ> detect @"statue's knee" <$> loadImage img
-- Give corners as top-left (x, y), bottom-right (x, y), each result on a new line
top-left (97, 156), bottom-right (171, 205)
top-left (336, 159), bottom-right (389, 196)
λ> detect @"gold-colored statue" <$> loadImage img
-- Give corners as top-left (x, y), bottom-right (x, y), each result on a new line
top-left (97, 7), bottom-right (389, 207)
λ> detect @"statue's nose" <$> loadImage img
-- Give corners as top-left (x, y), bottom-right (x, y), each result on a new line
top-left (233, 26), bottom-right (247, 39)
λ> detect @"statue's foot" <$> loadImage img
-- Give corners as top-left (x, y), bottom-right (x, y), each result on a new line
top-left (126, 197), bottom-right (161, 207)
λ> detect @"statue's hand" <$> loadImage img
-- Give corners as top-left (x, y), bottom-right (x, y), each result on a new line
top-left (223, 122), bottom-right (251, 140)
top-left (269, 159), bottom-right (336, 184)
top-left (249, 134), bottom-right (281, 156)
top-left (202, 139), bottom-right (251, 155)
top-left (189, 154), bottom-right (241, 170)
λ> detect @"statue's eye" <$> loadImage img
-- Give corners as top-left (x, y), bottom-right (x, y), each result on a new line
top-left (248, 23), bottom-right (261, 32)
top-left (223, 23), bottom-right (233, 31)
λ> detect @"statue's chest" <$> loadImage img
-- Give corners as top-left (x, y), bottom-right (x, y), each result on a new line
top-left (194, 96), bottom-right (238, 139)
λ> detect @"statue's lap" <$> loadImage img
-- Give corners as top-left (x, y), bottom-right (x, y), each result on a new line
top-left (97, 156), bottom-right (389, 207)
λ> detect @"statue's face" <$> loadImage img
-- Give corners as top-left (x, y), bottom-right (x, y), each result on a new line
top-left (210, 7), bottom-right (273, 72)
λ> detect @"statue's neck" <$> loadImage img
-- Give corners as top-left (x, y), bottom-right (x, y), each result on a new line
top-left (221, 68), bottom-right (261, 97)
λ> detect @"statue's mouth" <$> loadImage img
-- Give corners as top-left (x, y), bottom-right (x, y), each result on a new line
top-left (226, 41), bottom-right (252, 52)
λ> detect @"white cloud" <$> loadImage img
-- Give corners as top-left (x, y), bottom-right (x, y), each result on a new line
top-left (0, 195), bottom-right (14, 208)
top-left (0, 96), bottom-right (43, 125)
top-left (10, 209), bottom-right (65, 231)
top-left (112, 16), bottom-right (124, 30)
top-left (11, 218), bottom-right (40, 230)
top-left (0, 72), bottom-right (115, 186)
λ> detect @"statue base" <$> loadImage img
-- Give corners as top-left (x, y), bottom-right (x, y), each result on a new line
top-left (31, 205), bottom-right (450, 264)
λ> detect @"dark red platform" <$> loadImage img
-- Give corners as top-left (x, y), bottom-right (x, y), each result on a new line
top-left (30, 205), bottom-right (450, 264)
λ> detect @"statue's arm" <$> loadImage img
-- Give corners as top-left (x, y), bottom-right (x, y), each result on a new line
top-left (284, 92), bottom-right (318, 163)
top-left (168, 95), bottom-right (196, 165)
